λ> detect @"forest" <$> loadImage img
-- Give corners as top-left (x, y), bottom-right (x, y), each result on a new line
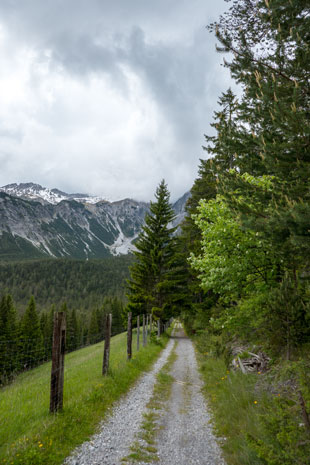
top-left (0, 293), bottom-right (125, 384)
top-left (0, 256), bottom-right (130, 383)
top-left (0, 255), bottom-right (132, 312)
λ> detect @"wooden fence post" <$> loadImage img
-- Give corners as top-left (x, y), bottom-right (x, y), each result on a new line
top-left (150, 314), bottom-right (152, 335)
top-left (127, 312), bottom-right (132, 360)
top-left (146, 314), bottom-right (149, 343)
top-left (102, 313), bottom-right (112, 375)
top-left (157, 319), bottom-right (161, 337)
top-left (50, 312), bottom-right (66, 413)
top-left (137, 315), bottom-right (140, 351)
top-left (143, 314), bottom-right (146, 347)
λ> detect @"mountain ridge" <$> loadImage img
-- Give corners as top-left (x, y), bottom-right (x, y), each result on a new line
top-left (0, 182), bottom-right (109, 205)
top-left (0, 183), bottom-right (189, 261)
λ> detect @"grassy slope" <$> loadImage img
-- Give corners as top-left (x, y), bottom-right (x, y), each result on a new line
top-left (0, 330), bottom-right (168, 465)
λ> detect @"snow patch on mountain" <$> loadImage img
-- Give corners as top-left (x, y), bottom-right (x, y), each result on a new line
top-left (0, 183), bottom-right (189, 259)
top-left (0, 182), bottom-right (108, 205)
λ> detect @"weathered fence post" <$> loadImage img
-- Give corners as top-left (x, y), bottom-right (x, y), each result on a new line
top-left (157, 319), bottom-right (161, 337)
top-left (102, 313), bottom-right (112, 375)
top-left (127, 312), bottom-right (132, 360)
top-left (150, 314), bottom-right (152, 335)
top-left (143, 314), bottom-right (146, 347)
top-left (146, 314), bottom-right (149, 343)
top-left (50, 312), bottom-right (66, 413)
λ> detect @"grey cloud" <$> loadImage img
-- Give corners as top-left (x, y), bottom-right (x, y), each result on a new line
top-left (0, 0), bottom-right (234, 201)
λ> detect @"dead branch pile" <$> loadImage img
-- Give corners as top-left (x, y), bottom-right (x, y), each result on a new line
top-left (231, 348), bottom-right (270, 374)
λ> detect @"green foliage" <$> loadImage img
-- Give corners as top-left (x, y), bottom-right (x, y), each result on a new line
top-left (66, 309), bottom-right (79, 352)
top-left (127, 180), bottom-right (184, 322)
top-left (180, 2), bottom-right (310, 463)
top-left (194, 335), bottom-right (310, 465)
top-left (0, 256), bottom-right (132, 313)
top-left (190, 186), bottom-right (275, 298)
top-left (0, 294), bottom-right (126, 384)
top-left (0, 231), bottom-right (46, 261)
top-left (20, 297), bottom-right (44, 370)
top-left (183, 0), bottom-right (310, 353)
top-left (0, 295), bottom-right (18, 382)
top-left (246, 360), bottom-right (310, 465)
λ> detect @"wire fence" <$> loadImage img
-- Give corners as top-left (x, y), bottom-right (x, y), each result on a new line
top-left (0, 312), bottom-right (172, 414)
top-left (0, 321), bottom-right (126, 387)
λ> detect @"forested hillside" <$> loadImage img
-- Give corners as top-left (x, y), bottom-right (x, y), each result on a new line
top-left (0, 256), bottom-right (132, 312)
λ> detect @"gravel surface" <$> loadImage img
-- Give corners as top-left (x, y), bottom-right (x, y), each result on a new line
top-left (64, 328), bottom-right (226, 465)
top-left (64, 338), bottom-right (174, 465)
top-left (155, 327), bottom-right (226, 465)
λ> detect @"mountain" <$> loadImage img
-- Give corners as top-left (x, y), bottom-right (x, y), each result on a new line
top-left (0, 182), bottom-right (107, 205)
top-left (0, 183), bottom-right (189, 260)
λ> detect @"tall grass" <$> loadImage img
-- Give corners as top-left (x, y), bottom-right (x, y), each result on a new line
top-left (197, 354), bottom-right (265, 465)
top-left (193, 332), bottom-right (310, 465)
top-left (0, 330), bottom-right (168, 465)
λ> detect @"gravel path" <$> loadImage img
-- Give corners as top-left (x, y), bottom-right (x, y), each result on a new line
top-left (155, 327), bottom-right (226, 465)
top-left (64, 338), bottom-right (174, 465)
top-left (64, 327), bottom-right (226, 465)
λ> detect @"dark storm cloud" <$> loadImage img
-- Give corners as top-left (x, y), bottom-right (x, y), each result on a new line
top-left (0, 0), bottom-right (234, 200)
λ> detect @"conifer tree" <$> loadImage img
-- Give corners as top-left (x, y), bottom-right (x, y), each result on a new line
top-left (21, 296), bottom-right (44, 369)
top-left (40, 311), bottom-right (51, 358)
top-left (88, 308), bottom-right (100, 344)
top-left (67, 308), bottom-right (79, 351)
top-left (127, 180), bottom-right (181, 322)
top-left (208, 0), bottom-right (310, 269)
top-left (0, 295), bottom-right (18, 381)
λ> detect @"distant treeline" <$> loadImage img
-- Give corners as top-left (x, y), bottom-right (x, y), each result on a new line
top-left (0, 293), bottom-right (125, 384)
top-left (0, 256), bottom-right (133, 313)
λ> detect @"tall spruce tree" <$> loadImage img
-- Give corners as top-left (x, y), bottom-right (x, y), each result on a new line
top-left (21, 296), bottom-right (44, 369)
top-left (88, 308), bottom-right (100, 344)
top-left (208, 0), bottom-right (310, 267)
top-left (0, 295), bottom-right (18, 382)
top-left (67, 308), bottom-right (79, 351)
top-left (127, 180), bottom-right (182, 322)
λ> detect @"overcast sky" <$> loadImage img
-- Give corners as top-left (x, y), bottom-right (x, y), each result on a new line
top-left (0, 0), bottom-right (234, 202)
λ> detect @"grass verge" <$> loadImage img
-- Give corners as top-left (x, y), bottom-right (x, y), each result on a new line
top-left (0, 331), bottom-right (169, 465)
top-left (197, 353), bottom-right (264, 465)
top-left (195, 341), bottom-right (310, 465)
top-left (122, 341), bottom-right (177, 463)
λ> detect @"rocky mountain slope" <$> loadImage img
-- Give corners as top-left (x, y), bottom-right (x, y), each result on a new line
top-left (0, 183), bottom-right (189, 260)
top-left (0, 182), bottom-right (107, 205)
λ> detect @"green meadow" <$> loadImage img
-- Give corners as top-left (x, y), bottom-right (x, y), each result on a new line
top-left (0, 330), bottom-right (168, 465)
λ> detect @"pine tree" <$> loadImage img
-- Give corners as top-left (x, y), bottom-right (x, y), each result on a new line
top-left (110, 297), bottom-right (124, 335)
top-left (88, 308), bottom-right (100, 344)
top-left (0, 295), bottom-right (18, 382)
top-left (127, 180), bottom-right (181, 322)
top-left (40, 311), bottom-right (50, 358)
top-left (208, 0), bottom-right (310, 268)
top-left (20, 296), bottom-right (44, 369)
top-left (67, 308), bottom-right (79, 351)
